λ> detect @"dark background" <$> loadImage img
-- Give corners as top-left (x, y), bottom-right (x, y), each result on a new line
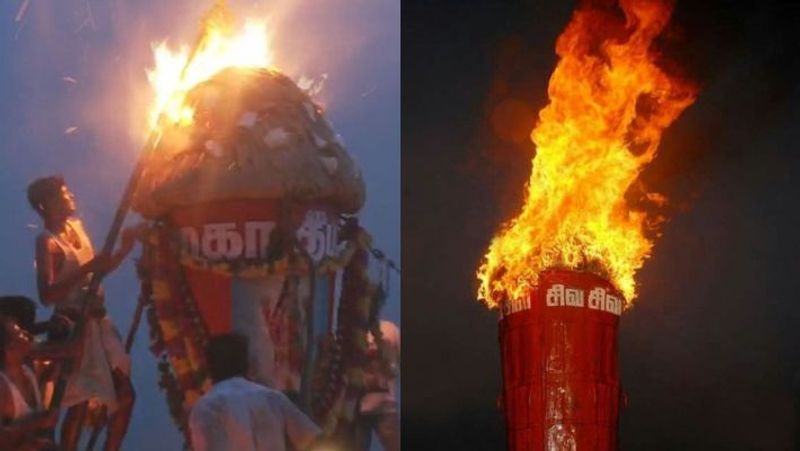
top-left (402, 0), bottom-right (800, 449)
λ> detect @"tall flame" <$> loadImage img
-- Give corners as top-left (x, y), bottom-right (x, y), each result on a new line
top-left (146, 2), bottom-right (273, 130)
top-left (477, 0), bottom-right (697, 308)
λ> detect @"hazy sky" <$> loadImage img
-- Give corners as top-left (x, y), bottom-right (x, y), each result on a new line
top-left (0, 0), bottom-right (398, 449)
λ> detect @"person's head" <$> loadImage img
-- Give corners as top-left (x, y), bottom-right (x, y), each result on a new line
top-left (204, 333), bottom-right (249, 383)
top-left (27, 175), bottom-right (76, 222)
top-left (0, 297), bottom-right (37, 367)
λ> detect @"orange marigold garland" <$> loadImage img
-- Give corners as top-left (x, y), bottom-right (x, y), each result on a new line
top-left (310, 218), bottom-right (394, 438)
top-left (140, 218), bottom-right (394, 443)
top-left (140, 223), bottom-right (211, 444)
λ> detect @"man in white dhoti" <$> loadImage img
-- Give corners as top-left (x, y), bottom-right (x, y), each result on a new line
top-left (189, 333), bottom-right (321, 451)
top-left (28, 176), bottom-right (139, 451)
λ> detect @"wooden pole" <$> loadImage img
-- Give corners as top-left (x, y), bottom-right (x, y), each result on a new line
top-left (50, 0), bottom-right (228, 413)
top-left (72, 5), bottom-right (232, 448)
top-left (48, 135), bottom-right (156, 412)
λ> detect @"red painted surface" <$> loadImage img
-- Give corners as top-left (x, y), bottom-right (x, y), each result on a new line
top-left (183, 267), bottom-right (231, 335)
top-left (169, 199), bottom-right (281, 226)
top-left (170, 200), bottom-right (280, 335)
top-left (499, 269), bottom-right (624, 451)
top-left (168, 199), bottom-right (339, 337)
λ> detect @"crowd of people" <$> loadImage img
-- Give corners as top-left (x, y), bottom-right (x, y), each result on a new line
top-left (0, 175), bottom-right (400, 451)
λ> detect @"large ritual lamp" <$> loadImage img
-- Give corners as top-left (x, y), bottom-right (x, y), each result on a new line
top-left (498, 269), bottom-right (624, 450)
top-left (477, 0), bottom-right (698, 449)
top-left (131, 67), bottom-right (365, 434)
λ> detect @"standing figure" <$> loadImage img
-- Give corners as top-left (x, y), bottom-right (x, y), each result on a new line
top-left (356, 319), bottom-right (400, 451)
top-left (189, 333), bottom-right (322, 451)
top-left (28, 176), bottom-right (138, 451)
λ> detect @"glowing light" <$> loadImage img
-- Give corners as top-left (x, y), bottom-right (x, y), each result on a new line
top-left (146, 6), bottom-right (273, 130)
top-left (477, 0), bottom-right (697, 308)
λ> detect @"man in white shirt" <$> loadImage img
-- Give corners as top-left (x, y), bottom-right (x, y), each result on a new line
top-left (189, 334), bottom-right (321, 451)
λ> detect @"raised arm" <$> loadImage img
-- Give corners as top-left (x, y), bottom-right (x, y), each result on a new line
top-left (34, 222), bottom-right (147, 305)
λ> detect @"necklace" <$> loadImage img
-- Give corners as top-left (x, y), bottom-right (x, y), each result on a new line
top-left (61, 221), bottom-right (82, 250)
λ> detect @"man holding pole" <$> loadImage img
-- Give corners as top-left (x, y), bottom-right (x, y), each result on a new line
top-left (28, 176), bottom-right (140, 451)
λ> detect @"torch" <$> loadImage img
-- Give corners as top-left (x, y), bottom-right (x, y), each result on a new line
top-left (98, 1), bottom-right (367, 445)
top-left (477, 1), bottom-right (698, 449)
top-left (46, 0), bottom-right (232, 414)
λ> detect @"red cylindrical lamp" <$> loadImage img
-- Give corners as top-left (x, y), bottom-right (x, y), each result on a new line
top-left (499, 268), bottom-right (624, 450)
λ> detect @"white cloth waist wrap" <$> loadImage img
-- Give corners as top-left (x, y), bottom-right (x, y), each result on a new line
top-left (42, 219), bottom-right (130, 410)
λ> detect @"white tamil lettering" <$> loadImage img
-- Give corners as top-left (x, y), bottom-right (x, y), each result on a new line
top-left (202, 223), bottom-right (243, 260)
top-left (501, 301), bottom-right (510, 318)
top-left (296, 210), bottom-right (339, 261)
top-left (516, 296), bottom-right (530, 313)
top-left (565, 288), bottom-right (584, 307)
top-left (588, 287), bottom-right (606, 311)
top-left (606, 294), bottom-right (622, 315)
top-left (244, 221), bottom-right (275, 259)
top-left (546, 284), bottom-right (565, 307)
top-left (545, 285), bottom-right (622, 316)
top-left (501, 294), bottom-right (532, 318)
top-left (296, 211), bottom-right (327, 261)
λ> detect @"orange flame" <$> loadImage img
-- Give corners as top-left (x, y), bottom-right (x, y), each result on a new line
top-left (146, 2), bottom-right (273, 130)
top-left (477, 0), bottom-right (697, 309)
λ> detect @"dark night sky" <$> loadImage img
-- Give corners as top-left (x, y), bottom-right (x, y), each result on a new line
top-left (403, 1), bottom-right (800, 449)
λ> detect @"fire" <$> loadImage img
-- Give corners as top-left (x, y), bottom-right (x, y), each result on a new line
top-left (477, 0), bottom-right (697, 309)
top-left (146, 3), bottom-right (273, 130)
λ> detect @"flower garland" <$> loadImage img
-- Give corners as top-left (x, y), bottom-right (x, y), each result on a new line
top-left (178, 252), bottom-right (294, 278)
top-left (139, 223), bottom-right (211, 445)
top-left (139, 218), bottom-right (394, 444)
top-left (310, 221), bottom-right (394, 437)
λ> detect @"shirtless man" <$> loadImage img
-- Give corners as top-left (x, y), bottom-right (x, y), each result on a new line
top-left (0, 316), bottom-right (57, 451)
top-left (0, 296), bottom-right (68, 451)
top-left (28, 176), bottom-right (139, 451)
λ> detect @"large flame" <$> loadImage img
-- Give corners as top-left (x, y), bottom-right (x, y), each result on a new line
top-left (146, 2), bottom-right (273, 130)
top-left (477, 0), bottom-right (697, 309)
